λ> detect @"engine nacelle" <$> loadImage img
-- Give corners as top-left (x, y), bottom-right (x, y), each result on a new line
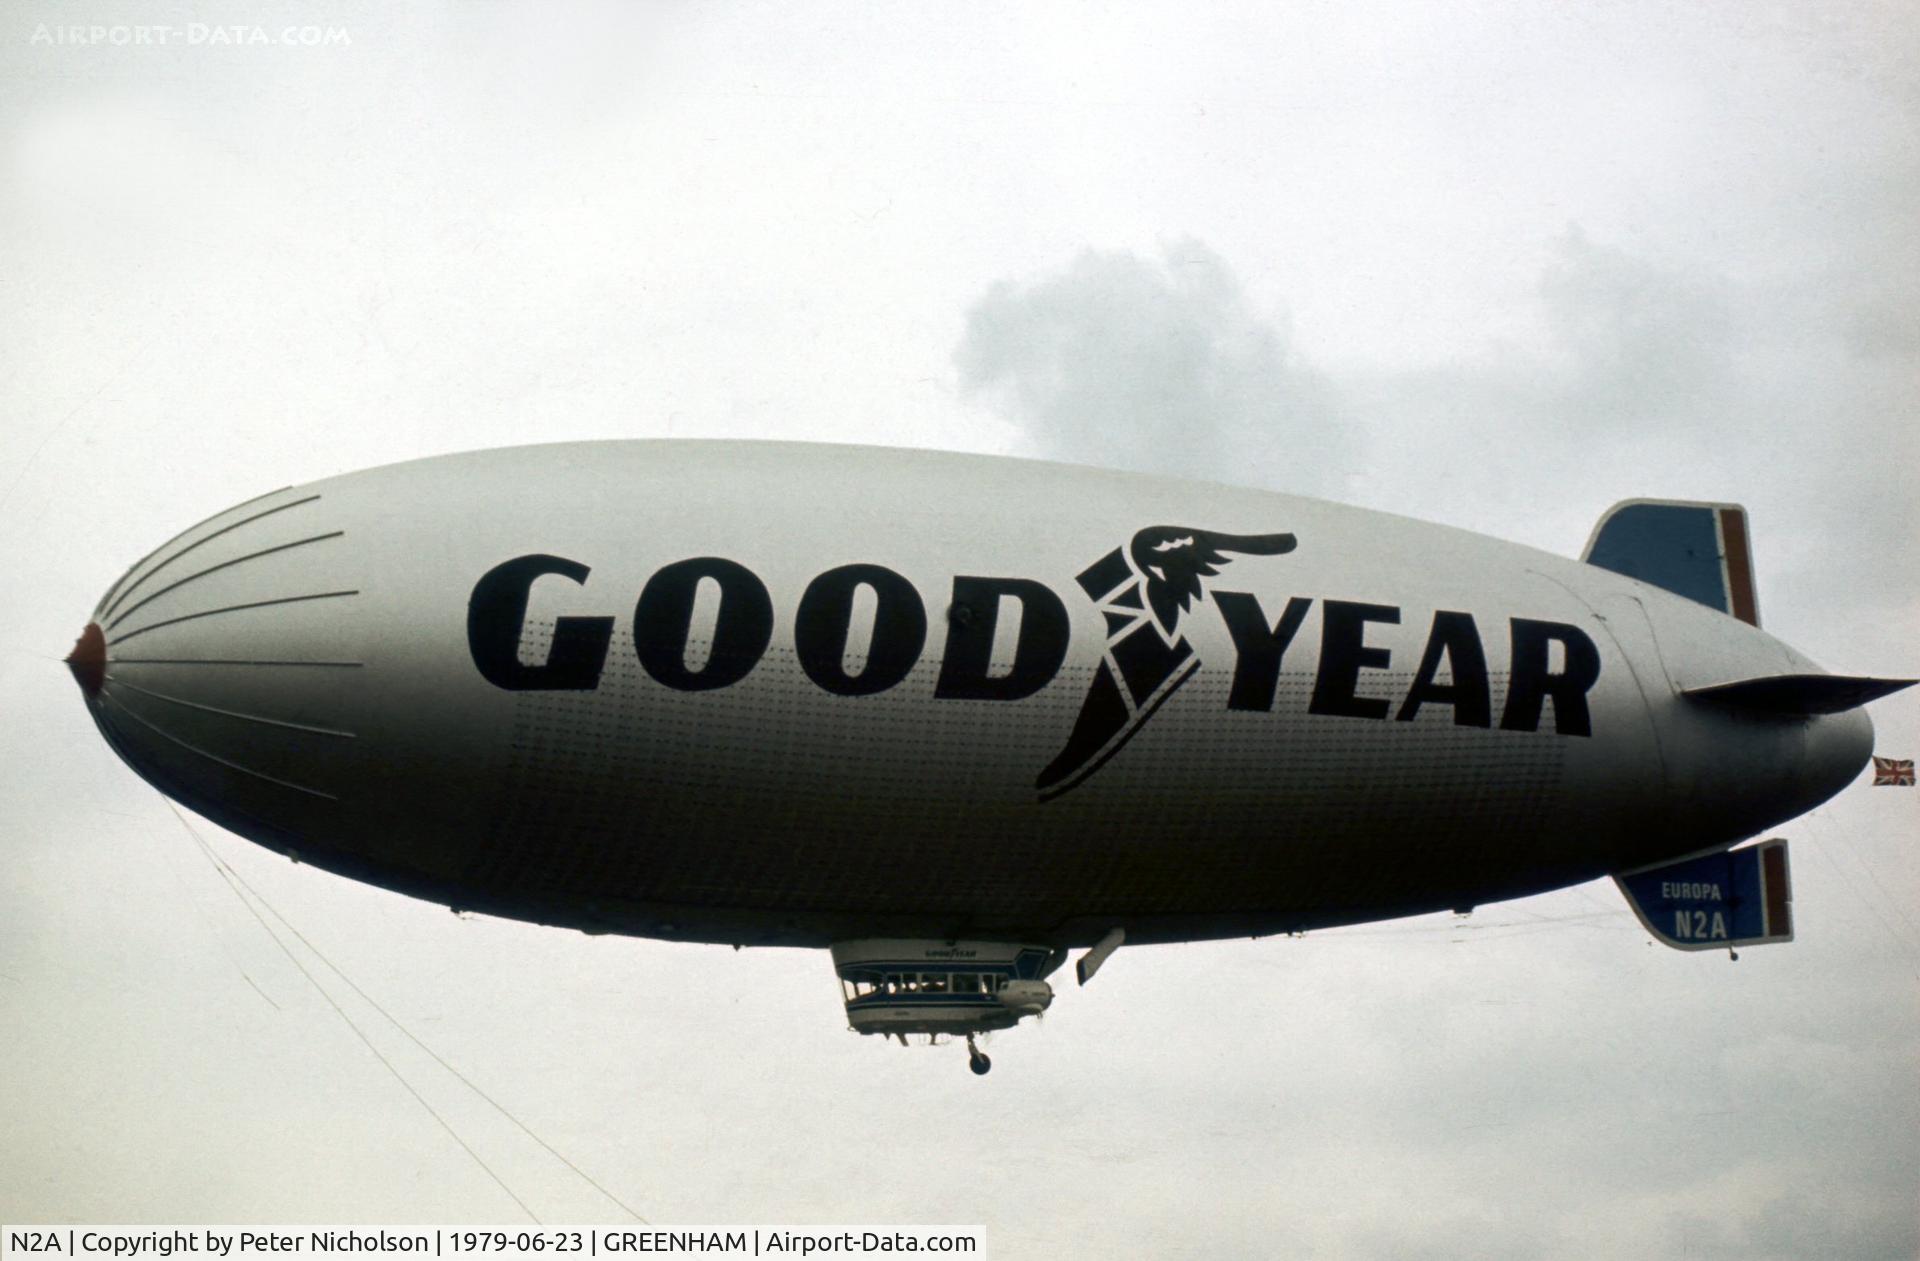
top-left (995, 979), bottom-right (1053, 1017)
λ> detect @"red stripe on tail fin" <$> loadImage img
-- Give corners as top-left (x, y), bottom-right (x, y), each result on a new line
top-left (1718, 507), bottom-right (1759, 626)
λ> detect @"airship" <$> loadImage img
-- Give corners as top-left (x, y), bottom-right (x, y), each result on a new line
top-left (67, 442), bottom-right (1910, 1074)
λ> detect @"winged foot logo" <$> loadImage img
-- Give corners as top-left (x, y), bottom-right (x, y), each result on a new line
top-left (1036, 527), bottom-right (1297, 799)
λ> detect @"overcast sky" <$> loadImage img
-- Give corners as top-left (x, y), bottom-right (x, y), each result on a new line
top-left (3, 2), bottom-right (1917, 1255)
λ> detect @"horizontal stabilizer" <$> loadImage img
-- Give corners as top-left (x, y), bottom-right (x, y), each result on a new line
top-left (1682, 674), bottom-right (1916, 716)
top-left (1616, 839), bottom-right (1792, 952)
top-left (1584, 500), bottom-right (1759, 626)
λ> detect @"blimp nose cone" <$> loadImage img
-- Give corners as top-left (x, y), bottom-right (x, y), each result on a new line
top-left (1803, 705), bottom-right (1875, 808)
top-left (66, 622), bottom-right (106, 697)
top-left (75, 484), bottom-right (371, 844)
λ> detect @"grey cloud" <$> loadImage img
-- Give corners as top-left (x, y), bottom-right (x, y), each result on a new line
top-left (948, 229), bottom-right (1745, 524)
top-left (1666, 1189), bottom-right (1916, 1261)
top-left (1312, 226), bottom-right (1914, 642)
top-left (954, 241), bottom-right (1352, 496)
top-left (1538, 226), bottom-right (1738, 431)
top-left (1845, 299), bottom-right (1920, 360)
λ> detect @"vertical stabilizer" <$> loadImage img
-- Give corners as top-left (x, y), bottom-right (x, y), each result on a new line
top-left (1583, 499), bottom-right (1759, 626)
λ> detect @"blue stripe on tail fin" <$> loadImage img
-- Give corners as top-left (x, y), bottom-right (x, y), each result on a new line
top-left (1582, 499), bottom-right (1760, 626)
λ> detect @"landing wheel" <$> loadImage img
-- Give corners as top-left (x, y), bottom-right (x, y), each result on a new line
top-left (966, 1034), bottom-right (991, 1076)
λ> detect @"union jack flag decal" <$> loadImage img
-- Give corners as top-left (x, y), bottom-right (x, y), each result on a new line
top-left (1872, 756), bottom-right (1915, 786)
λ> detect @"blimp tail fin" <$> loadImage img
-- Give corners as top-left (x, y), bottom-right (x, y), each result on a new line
top-left (1616, 838), bottom-right (1793, 952)
top-left (1582, 500), bottom-right (1759, 627)
top-left (1681, 673), bottom-right (1916, 716)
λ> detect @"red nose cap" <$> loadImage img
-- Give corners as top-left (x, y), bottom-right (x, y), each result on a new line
top-left (66, 623), bottom-right (106, 697)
